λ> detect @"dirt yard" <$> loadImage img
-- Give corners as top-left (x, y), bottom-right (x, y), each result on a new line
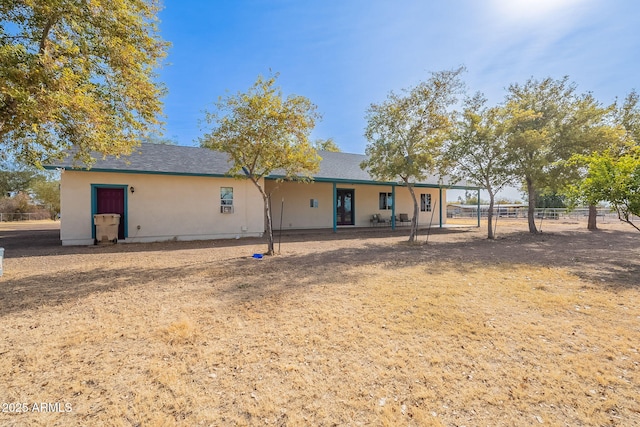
top-left (0, 218), bottom-right (639, 426)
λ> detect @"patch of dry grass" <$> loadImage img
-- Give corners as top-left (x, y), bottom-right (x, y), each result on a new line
top-left (1, 221), bottom-right (639, 426)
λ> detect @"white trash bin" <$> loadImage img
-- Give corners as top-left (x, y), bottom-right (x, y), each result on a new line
top-left (93, 214), bottom-right (121, 244)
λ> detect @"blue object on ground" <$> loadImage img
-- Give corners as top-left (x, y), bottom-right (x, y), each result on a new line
top-left (252, 253), bottom-right (263, 259)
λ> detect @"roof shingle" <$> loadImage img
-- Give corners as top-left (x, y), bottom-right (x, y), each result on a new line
top-left (46, 143), bottom-right (474, 187)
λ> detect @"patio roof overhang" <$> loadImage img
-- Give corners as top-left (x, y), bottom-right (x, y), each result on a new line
top-left (266, 175), bottom-right (482, 191)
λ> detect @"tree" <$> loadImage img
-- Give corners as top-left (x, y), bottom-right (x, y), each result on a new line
top-left (0, 0), bottom-right (168, 167)
top-left (556, 94), bottom-right (624, 229)
top-left (200, 74), bottom-right (321, 255)
top-left (503, 77), bottom-right (618, 233)
top-left (30, 176), bottom-right (60, 219)
top-left (446, 93), bottom-right (514, 239)
top-left (313, 137), bottom-right (341, 152)
top-left (558, 90), bottom-right (636, 229)
top-left (0, 191), bottom-right (32, 215)
top-left (535, 192), bottom-right (566, 209)
top-left (361, 67), bottom-right (465, 242)
top-left (565, 90), bottom-right (640, 232)
top-left (618, 90), bottom-right (640, 145)
top-left (457, 190), bottom-right (487, 205)
top-left (567, 148), bottom-right (640, 232)
top-left (0, 168), bottom-right (38, 197)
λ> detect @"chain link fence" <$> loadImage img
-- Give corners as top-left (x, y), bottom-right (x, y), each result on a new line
top-left (448, 207), bottom-right (638, 222)
top-left (0, 212), bottom-right (52, 221)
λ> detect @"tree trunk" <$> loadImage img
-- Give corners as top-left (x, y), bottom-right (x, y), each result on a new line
top-left (406, 182), bottom-right (419, 243)
top-left (526, 177), bottom-right (538, 234)
top-left (587, 204), bottom-right (598, 230)
top-left (262, 191), bottom-right (275, 255)
top-left (487, 190), bottom-right (495, 240)
top-left (250, 178), bottom-right (275, 255)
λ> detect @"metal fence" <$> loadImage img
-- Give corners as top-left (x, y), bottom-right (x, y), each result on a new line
top-left (0, 212), bottom-right (52, 221)
top-left (448, 207), bottom-right (638, 222)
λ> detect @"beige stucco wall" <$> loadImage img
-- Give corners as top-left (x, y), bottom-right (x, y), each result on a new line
top-left (265, 181), bottom-right (335, 229)
top-left (266, 180), bottom-right (446, 229)
top-left (60, 171), bottom-right (264, 245)
top-left (395, 187), bottom-right (446, 227)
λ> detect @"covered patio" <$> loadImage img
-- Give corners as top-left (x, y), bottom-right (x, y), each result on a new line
top-left (266, 150), bottom-right (482, 233)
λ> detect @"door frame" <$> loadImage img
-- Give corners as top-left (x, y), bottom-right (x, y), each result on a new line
top-left (91, 184), bottom-right (129, 240)
top-left (335, 188), bottom-right (355, 226)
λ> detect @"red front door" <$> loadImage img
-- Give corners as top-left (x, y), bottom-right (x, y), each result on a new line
top-left (96, 187), bottom-right (125, 239)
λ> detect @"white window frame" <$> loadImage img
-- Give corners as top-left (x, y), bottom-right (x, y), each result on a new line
top-left (220, 187), bottom-right (234, 213)
top-left (379, 192), bottom-right (393, 210)
top-left (420, 193), bottom-right (432, 212)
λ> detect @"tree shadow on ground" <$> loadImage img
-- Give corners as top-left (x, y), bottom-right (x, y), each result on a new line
top-left (0, 225), bottom-right (472, 258)
top-left (0, 262), bottom-right (214, 317)
top-left (217, 228), bottom-right (639, 305)
top-left (0, 228), bottom-right (62, 257)
top-left (1, 227), bottom-right (637, 316)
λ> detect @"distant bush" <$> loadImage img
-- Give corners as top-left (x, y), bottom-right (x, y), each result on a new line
top-left (0, 192), bottom-right (50, 220)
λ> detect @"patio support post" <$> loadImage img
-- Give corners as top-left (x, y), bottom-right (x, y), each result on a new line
top-left (333, 182), bottom-right (337, 233)
top-left (439, 187), bottom-right (443, 228)
top-left (391, 185), bottom-right (396, 230)
top-left (477, 189), bottom-right (481, 227)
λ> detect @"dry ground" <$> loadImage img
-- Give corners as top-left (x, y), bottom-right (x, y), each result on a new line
top-left (0, 218), bottom-right (639, 426)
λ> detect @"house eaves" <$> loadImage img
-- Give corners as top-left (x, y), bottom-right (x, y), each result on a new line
top-left (44, 143), bottom-right (481, 190)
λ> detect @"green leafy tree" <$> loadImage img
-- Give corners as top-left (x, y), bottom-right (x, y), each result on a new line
top-left (446, 93), bottom-right (514, 239)
top-left (0, 0), bottom-right (168, 167)
top-left (313, 137), bottom-right (341, 152)
top-left (503, 77), bottom-right (619, 233)
top-left (0, 168), bottom-right (38, 196)
top-left (567, 148), bottom-right (640, 232)
top-left (200, 74), bottom-right (321, 255)
top-left (457, 190), bottom-right (486, 205)
top-left (457, 194), bottom-right (483, 205)
top-left (618, 90), bottom-right (640, 144)
top-left (361, 67), bottom-right (465, 243)
top-left (556, 94), bottom-right (624, 229)
top-left (30, 176), bottom-right (60, 219)
top-left (535, 192), bottom-right (566, 209)
top-left (565, 90), bottom-right (640, 231)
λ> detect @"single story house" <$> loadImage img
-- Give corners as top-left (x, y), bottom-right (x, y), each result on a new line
top-left (45, 143), bottom-right (479, 246)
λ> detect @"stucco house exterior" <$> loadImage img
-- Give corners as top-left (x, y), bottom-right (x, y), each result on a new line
top-left (46, 143), bottom-right (478, 246)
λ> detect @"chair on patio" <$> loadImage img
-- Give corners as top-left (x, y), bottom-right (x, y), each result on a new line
top-left (397, 213), bottom-right (411, 226)
top-left (370, 214), bottom-right (389, 227)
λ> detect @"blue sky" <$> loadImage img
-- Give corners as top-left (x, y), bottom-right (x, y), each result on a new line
top-left (158, 0), bottom-right (639, 157)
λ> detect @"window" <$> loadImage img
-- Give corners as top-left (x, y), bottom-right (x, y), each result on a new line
top-left (310, 198), bottom-right (319, 208)
top-left (420, 193), bottom-right (432, 212)
top-left (379, 192), bottom-right (393, 210)
top-left (220, 187), bottom-right (234, 213)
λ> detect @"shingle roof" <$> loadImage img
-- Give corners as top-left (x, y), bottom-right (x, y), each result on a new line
top-left (47, 143), bottom-right (234, 175)
top-left (46, 143), bottom-right (476, 188)
top-left (312, 150), bottom-right (373, 181)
